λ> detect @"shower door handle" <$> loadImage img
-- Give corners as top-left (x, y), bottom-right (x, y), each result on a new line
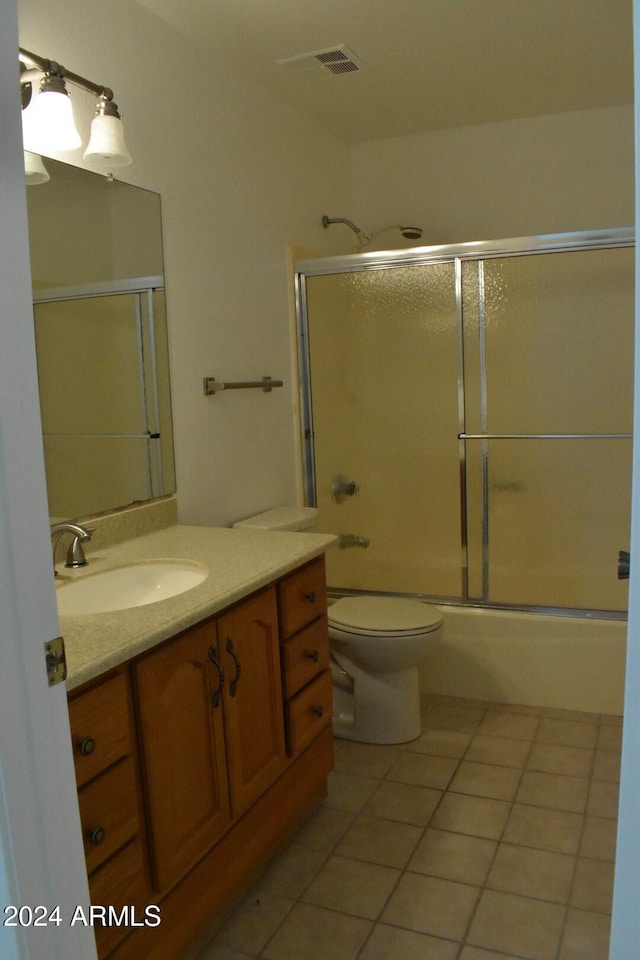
top-left (618, 550), bottom-right (630, 580)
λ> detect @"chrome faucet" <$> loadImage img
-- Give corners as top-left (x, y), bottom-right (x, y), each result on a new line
top-left (50, 522), bottom-right (93, 574)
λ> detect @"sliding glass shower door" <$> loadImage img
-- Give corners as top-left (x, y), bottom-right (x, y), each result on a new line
top-left (296, 230), bottom-right (634, 616)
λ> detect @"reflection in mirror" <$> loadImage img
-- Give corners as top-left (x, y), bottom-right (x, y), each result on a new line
top-left (26, 159), bottom-right (176, 521)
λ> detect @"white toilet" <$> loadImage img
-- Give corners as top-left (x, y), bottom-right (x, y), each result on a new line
top-left (328, 595), bottom-right (442, 744)
top-left (232, 507), bottom-right (443, 745)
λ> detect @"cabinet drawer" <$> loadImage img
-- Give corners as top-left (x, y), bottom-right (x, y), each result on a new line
top-left (69, 671), bottom-right (133, 787)
top-left (281, 617), bottom-right (330, 700)
top-left (88, 837), bottom-right (150, 958)
top-left (285, 669), bottom-right (332, 757)
top-left (278, 557), bottom-right (327, 639)
top-left (78, 756), bottom-right (140, 874)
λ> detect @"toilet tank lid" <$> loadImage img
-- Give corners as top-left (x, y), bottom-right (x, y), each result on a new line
top-left (232, 506), bottom-right (318, 531)
top-left (329, 596), bottom-right (443, 632)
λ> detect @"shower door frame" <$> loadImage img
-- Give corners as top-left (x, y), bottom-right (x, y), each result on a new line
top-left (295, 227), bottom-right (635, 619)
top-left (34, 275), bottom-right (168, 503)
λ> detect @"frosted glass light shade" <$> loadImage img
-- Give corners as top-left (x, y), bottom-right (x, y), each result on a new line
top-left (24, 151), bottom-right (50, 185)
top-left (22, 90), bottom-right (82, 153)
top-left (83, 115), bottom-right (132, 167)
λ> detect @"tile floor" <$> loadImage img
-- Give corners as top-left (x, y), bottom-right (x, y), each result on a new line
top-left (191, 695), bottom-right (622, 960)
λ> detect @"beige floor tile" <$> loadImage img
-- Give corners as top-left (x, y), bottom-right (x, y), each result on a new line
top-left (294, 806), bottom-right (354, 854)
top-left (516, 771), bottom-right (589, 812)
top-left (467, 889), bottom-right (565, 960)
top-left (477, 710), bottom-right (540, 740)
top-left (571, 857), bottom-right (615, 914)
top-left (587, 780), bottom-right (620, 819)
top-left (408, 828), bottom-right (496, 885)
top-left (542, 707), bottom-right (601, 723)
top-left (325, 771), bottom-right (380, 813)
top-left (195, 945), bottom-right (253, 960)
top-left (381, 872), bottom-right (480, 940)
top-left (334, 741), bottom-right (400, 779)
top-left (430, 792), bottom-right (511, 840)
top-left (402, 728), bottom-right (471, 759)
top-left (258, 843), bottom-right (327, 899)
top-left (460, 948), bottom-right (522, 960)
top-left (597, 724), bottom-right (623, 751)
top-left (301, 854), bottom-right (400, 920)
top-left (527, 742), bottom-right (594, 778)
top-left (385, 751), bottom-right (459, 790)
top-left (261, 902), bottom-right (372, 960)
top-left (502, 803), bottom-right (583, 854)
top-left (362, 780), bottom-right (442, 826)
top-left (359, 923), bottom-right (459, 960)
top-left (579, 816), bottom-right (618, 861)
top-left (335, 815), bottom-right (423, 869)
top-left (449, 761), bottom-right (522, 801)
top-left (486, 842), bottom-right (574, 903)
top-left (213, 889), bottom-right (294, 955)
top-left (425, 705), bottom-right (485, 733)
top-left (559, 908), bottom-right (612, 960)
top-left (592, 749), bottom-right (621, 783)
top-left (465, 735), bottom-right (531, 768)
top-left (537, 718), bottom-right (598, 749)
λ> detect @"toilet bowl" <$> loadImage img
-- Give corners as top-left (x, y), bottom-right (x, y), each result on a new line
top-left (328, 595), bottom-right (442, 744)
top-left (232, 507), bottom-right (443, 745)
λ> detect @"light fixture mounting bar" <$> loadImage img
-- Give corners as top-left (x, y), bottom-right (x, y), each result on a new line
top-left (19, 46), bottom-right (113, 101)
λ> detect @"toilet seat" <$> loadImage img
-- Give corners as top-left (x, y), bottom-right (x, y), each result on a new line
top-left (328, 596), bottom-right (442, 638)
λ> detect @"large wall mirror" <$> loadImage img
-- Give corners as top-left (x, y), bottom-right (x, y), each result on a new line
top-left (26, 159), bottom-right (176, 522)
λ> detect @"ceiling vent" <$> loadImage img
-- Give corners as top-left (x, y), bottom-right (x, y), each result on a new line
top-left (276, 44), bottom-right (364, 79)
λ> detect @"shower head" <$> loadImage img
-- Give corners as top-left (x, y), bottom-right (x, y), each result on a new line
top-left (400, 226), bottom-right (423, 241)
top-left (322, 215), bottom-right (424, 251)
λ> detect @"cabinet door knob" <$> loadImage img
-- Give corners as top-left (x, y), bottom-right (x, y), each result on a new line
top-left (304, 591), bottom-right (317, 604)
top-left (78, 736), bottom-right (95, 757)
top-left (208, 645), bottom-right (225, 708)
top-left (312, 706), bottom-right (324, 718)
top-left (308, 650), bottom-right (320, 663)
top-left (89, 826), bottom-right (105, 846)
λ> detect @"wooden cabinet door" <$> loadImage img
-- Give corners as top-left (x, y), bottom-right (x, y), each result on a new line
top-left (134, 621), bottom-right (231, 893)
top-left (218, 587), bottom-right (286, 817)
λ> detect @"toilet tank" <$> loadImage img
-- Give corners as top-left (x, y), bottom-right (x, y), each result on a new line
top-left (232, 506), bottom-right (318, 532)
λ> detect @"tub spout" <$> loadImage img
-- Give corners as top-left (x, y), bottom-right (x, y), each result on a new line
top-left (338, 534), bottom-right (370, 549)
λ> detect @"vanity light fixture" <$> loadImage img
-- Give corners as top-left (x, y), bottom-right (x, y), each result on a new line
top-left (19, 47), bottom-right (132, 170)
top-left (23, 150), bottom-right (50, 185)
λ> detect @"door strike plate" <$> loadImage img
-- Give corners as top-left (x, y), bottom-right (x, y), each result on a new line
top-left (45, 636), bottom-right (67, 687)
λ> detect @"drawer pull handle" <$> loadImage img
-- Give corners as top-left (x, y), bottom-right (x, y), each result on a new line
top-left (89, 826), bottom-right (105, 846)
top-left (308, 650), bottom-right (320, 663)
top-left (79, 737), bottom-right (95, 757)
top-left (304, 591), bottom-right (317, 604)
top-left (208, 645), bottom-right (225, 708)
top-left (312, 706), bottom-right (324, 718)
top-left (225, 636), bottom-right (241, 697)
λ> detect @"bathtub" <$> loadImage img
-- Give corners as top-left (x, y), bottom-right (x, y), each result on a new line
top-left (418, 604), bottom-right (627, 715)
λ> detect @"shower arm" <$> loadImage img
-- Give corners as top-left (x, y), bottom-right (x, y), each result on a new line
top-left (322, 215), bottom-right (370, 247)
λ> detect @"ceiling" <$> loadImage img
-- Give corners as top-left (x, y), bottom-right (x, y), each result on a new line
top-left (137, 0), bottom-right (634, 143)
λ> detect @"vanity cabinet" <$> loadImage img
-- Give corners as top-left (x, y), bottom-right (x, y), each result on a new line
top-left (68, 555), bottom-right (333, 960)
top-left (278, 558), bottom-right (332, 756)
top-left (133, 586), bottom-right (285, 893)
top-left (68, 670), bottom-right (150, 958)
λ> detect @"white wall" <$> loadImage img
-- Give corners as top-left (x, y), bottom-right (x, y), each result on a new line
top-left (18, 0), bottom-right (351, 527)
top-left (351, 106), bottom-right (634, 248)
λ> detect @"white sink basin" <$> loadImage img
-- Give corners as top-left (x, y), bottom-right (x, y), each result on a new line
top-left (56, 559), bottom-right (209, 616)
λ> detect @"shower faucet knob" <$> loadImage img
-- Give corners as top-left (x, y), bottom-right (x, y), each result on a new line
top-left (331, 475), bottom-right (360, 503)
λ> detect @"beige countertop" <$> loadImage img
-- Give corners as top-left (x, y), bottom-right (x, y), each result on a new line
top-left (59, 523), bottom-right (337, 691)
